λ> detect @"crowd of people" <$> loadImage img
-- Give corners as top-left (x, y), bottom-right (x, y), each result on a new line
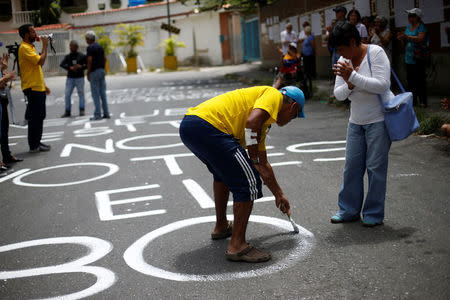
top-left (0, 24), bottom-right (110, 176)
top-left (277, 6), bottom-right (429, 108)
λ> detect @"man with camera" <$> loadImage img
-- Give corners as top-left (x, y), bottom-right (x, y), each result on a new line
top-left (18, 24), bottom-right (51, 153)
top-left (0, 53), bottom-right (23, 171)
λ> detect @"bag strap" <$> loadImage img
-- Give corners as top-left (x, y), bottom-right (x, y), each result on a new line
top-left (366, 45), bottom-right (385, 110)
top-left (390, 68), bottom-right (406, 93)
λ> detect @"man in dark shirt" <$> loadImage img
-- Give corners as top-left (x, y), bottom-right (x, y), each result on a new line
top-left (60, 40), bottom-right (87, 117)
top-left (85, 31), bottom-right (110, 121)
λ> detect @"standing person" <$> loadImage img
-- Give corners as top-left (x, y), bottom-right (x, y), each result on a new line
top-left (85, 31), bottom-right (110, 120)
top-left (18, 24), bottom-right (51, 153)
top-left (302, 26), bottom-right (316, 98)
top-left (273, 43), bottom-right (300, 89)
top-left (298, 21), bottom-right (310, 45)
top-left (280, 23), bottom-right (297, 55)
top-left (331, 7), bottom-right (348, 70)
top-left (0, 53), bottom-right (22, 167)
top-left (347, 9), bottom-right (369, 44)
top-left (329, 21), bottom-right (393, 227)
top-left (396, 8), bottom-right (428, 108)
top-left (60, 40), bottom-right (87, 118)
top-left (179, 86), bottom-right (305, 262)
top-left (369, 16), bottom-right (392, 60)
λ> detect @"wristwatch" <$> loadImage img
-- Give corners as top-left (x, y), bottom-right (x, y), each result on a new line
top-left (251, 157), bottom-right (259, 164)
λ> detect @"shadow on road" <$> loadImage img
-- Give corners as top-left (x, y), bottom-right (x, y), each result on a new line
top-left (323, 223), bottom-right (417, 247)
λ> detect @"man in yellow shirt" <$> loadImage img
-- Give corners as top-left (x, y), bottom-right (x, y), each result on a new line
top-left (180, 85), bottom-right (305, 263)
top-left (18, 24), bottom-right (51, 152)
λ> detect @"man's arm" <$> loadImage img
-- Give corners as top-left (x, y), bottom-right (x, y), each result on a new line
top-left (60, 54), bottom-right (70, 70)
top-left (38, 37), bottom-right (49, 66)
top-left (87, 55), bottom-right (92, 80)
top-left (245, 108), bottom-right (290, 214)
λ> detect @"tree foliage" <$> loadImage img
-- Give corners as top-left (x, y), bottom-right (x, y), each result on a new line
top-left (159, 35), bottom-right (185, 56)
top-left (114, 23), bottom-right (145, 58)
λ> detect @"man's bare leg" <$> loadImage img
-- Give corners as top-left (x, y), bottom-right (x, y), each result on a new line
top-left (227, 201), bottom-right (253, 253)
top-left (212, 180), bottom-right (230, 234)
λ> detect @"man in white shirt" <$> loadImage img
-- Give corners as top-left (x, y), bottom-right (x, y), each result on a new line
top-left (280, 23), bottom-right (297, 54)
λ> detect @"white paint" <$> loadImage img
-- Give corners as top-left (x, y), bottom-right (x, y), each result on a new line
top-left (12, 162), bottom-right (119, 187)
top-left (41, 138), bottom-right (62, 143)
top-left (271, 161), bottom-right (302, 167)
top-left (0, 236), bottom-right (115, 299)
top-left (227, 196), bottom-right (275, 206)
top-left (0, 169), bottom-right (30, 184)
top-left (10, 124), bottom-right (28, 129)
top-left (68, 118), bottom-right (90, 126)
top-left (8, 143), bottom-right (17, 146)
top-left (313, 157), bottom-right (345, 162)
top-left (44, 119), bottom-right (67, 128)
top-left (150, 120), bottom-right (182, 129)
top-left (266, 152), bottom-right (284, 157)
top-left (116, 134), bottom-right (183, 150)
top-left (60, 139), bottom-right (115, 157)
top-left (390, 173), bottom-right (421, 178)
top-left (9, 135), bottom-right (27, 139)
top-left (131, 153), bottom-right (194, 175)
top-left (95, 184), bottom-right (166, 221)
top-left (182, 179), bottom-right (215, 209)
top-left (119, 110), bottom-right (160, 119)
top-left (286, 141), bottom-right (346, 153)
top-left (123, 215), bottom-right (315, 281)
top-left (74, 127), bottom-right (113, 138)
top-left (164, 108), bottom-right (189, 116)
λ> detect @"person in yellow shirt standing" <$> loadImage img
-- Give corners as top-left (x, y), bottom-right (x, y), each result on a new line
top-left (18, 24), bottom-right (51, 152)
top-left (179, 85), bottom-right (305, 263)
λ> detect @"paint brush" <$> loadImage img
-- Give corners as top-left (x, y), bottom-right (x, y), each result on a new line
top-left (287, 212), bottom-right (300, 234)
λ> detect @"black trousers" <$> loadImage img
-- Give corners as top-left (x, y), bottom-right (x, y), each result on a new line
top-left (24, 89), bottom-right (46, 150)
top-left (406, 62), bottom-right (427, 107)
top-left (0, 96), bottom-right (12, 160)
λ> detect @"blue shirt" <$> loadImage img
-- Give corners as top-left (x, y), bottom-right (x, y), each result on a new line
top-left (86, 42), bottom-right (105, 71)
top-left (405, 23), bottom-right (427, 64)
top-left (302, 34), bottom-right (314, 56)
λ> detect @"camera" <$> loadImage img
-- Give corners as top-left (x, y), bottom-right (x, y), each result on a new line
top-left (6, 42), bottom-right (19, 57)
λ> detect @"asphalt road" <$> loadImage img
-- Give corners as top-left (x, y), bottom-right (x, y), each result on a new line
top-left (0, 66), bottom-right (449, 299)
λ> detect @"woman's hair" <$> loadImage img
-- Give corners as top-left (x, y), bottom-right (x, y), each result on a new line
top-left (328, 21), bottom-right (361, 48)
top-left (347, 9), bottom-right (362, 23)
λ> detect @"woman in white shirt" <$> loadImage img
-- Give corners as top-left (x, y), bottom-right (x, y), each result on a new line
top-left (330, 21), bottom-right (392, 227)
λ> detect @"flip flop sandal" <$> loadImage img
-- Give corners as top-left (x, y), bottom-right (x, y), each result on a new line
top-left (211, 221), bottom-right (233, 240)
top-left (225, 244), bottom-right (271, 263)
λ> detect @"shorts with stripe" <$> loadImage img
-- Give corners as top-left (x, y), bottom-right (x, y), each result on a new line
top-left (180, 115), bottom-right (263, 202)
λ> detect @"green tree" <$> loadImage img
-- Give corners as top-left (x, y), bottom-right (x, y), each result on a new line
top-left (94, 27), bottom-right (114, 55)
top-left (180, 0), bottom-right (278, 13)
top-left (114, 23), bottom-right (145, 58)
top-left (159, 35), bottom-right (185, 56)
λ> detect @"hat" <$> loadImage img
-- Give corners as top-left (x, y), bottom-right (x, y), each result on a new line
top-left (333, 6), bottom-right (347, 14)
top-left (289, 42), bottom-right (297, 49)
top-left (406, 8), bottom-right (423, 18)
top-left (280, 86), bottom-right (305, 118)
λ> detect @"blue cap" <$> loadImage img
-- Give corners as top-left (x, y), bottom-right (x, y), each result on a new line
top-left (280, 86), bottom-right (305, 118)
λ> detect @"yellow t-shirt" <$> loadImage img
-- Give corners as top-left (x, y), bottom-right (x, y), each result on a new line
top-left (186, 86), bottom-right (283, 151)
top-left (18, 42), bottom-right (45, 92)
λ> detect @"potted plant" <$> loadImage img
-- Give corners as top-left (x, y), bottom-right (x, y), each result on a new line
top-left (114, 23), bottom-right (144, 73)
top-left (159, 35), bottom-right (185, 70)
top-left (94, 26), bottom-right (114, 74)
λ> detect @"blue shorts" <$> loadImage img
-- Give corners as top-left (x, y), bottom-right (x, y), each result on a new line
top-left (179, 115), bottom-right (263, 202)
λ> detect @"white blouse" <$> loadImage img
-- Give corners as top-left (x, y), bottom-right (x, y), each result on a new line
top-left (334, 45), bottom-right (394, 125)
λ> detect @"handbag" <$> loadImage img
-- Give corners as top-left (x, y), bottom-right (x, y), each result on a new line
top-left (367, 46), bottom-right (419, 141)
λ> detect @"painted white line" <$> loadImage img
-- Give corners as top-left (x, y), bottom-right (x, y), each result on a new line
top-left (164, 108), bottom-right (189, 116)
top-left (150, 120), bottom-right (182, 129)
top-left (9, 135), bottom-right (27, 139)
top-left (226, 196), bottom-right (275, 206)
top-left (116, 134), bottom-right (183, 150)
top-left (110, 195), bottom-right (162, 206)
top-left (266, 152), bottom-right (284, 157)
top-left (60, 139), bottom-right (115, 157)
top-left (123, 215), bottom-right (315, 282)
top-left (0, 169), bottom-right (30, 184)
top-left (287, 140), bottom-right (346, 153)
top-left (74, 127), bottom-right (114, 137)
top-left (131, 153), bottom-right (194, 175)
top-left (390, 173), bottom-right (421, 178)
top-left (13, 163), bottom-right (119, 187)
top-left (8, 143), bottom-right (17, 146)
top-left (10, 124), bottom-right (28, 129)
top-left (313, 157), bottom-right (345, 162)
top-left (0, 236), bottom-right (115, 299)
top-left (182, 179), bottom-right (215, 209)
top-left (40, 138), bottom-right (62, 143)
top-left (271, 161), bottom-right (302, 166)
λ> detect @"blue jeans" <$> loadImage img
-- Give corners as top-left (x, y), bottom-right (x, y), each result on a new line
top-left (336, 121), bottom-right (391, 223)
top-left (89, 68), bottom-right (109, 117)
top-left (65, 77), bottom-right (85, 112)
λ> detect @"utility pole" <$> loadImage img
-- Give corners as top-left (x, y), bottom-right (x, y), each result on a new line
top-left (166, 0), bottom-right (171, 37)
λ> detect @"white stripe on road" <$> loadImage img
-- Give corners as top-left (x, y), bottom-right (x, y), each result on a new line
top-left (313, 157), bottom-right (345, 162)
top-left (182, 179), bottom-right (215, 209)
top-left (271, 161), bottom-right (302, 166)
top-left (0, 169), bottom-right (30, 184)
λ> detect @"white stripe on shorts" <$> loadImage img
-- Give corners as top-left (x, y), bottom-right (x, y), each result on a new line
top-left (234, 150), bottom-right (258, 201)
